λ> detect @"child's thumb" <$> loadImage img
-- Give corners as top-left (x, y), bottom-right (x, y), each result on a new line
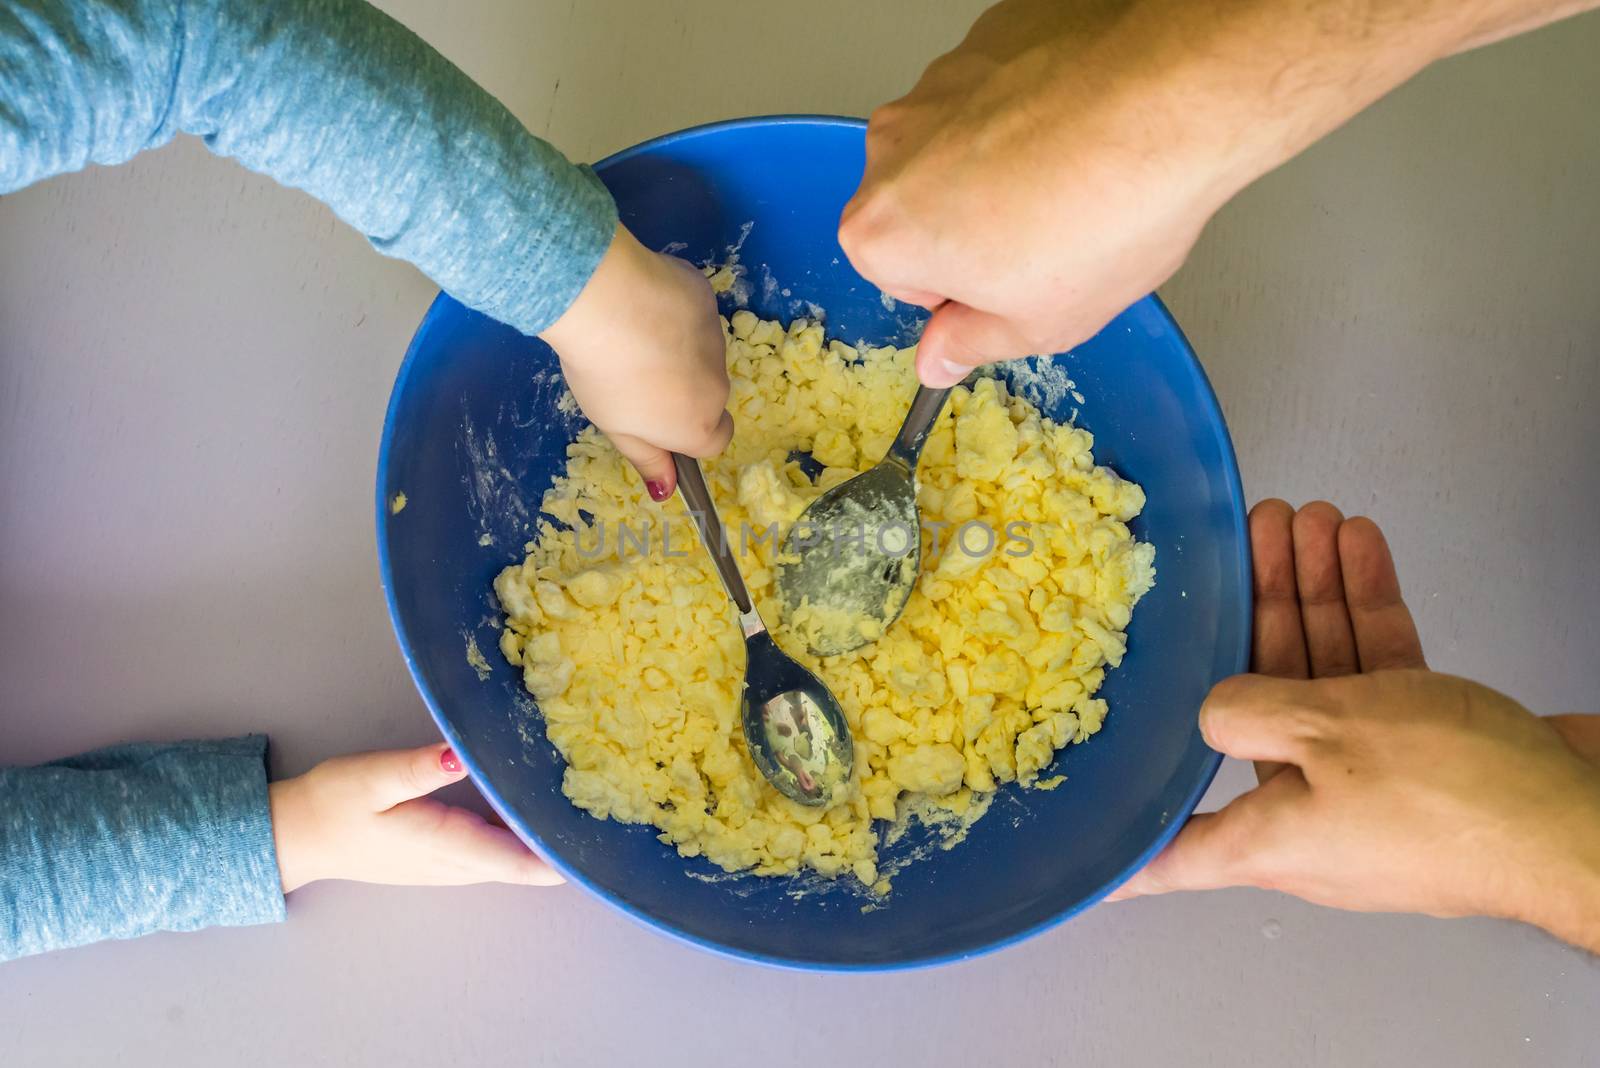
top-left (364, 742), bottom-right (468, 810)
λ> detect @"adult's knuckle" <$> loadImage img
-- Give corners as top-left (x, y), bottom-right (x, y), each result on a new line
top-left (866, 100), bottom-right (905, 133)
top-left (1282, 702), bottom-right (1337, 748)
top-left (1221, 826), bottom-right (1265, 880)
top-left (1200, 674), bottom-right (1256, 718)
top-left (838, 197), bottom-right (888, 259)
top-left (1196, 698), bottom-right (1242, 751)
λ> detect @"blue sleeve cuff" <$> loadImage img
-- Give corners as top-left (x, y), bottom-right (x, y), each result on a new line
top-left (0, 735), bottom-right (287, 962)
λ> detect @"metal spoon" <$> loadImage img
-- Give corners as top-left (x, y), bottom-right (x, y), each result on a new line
top-left (672, 453), bottom-right (855, 807)
top-left (776, 384), bottom-right (953, 657)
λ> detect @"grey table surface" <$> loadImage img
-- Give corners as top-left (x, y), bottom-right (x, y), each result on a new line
top-left (2, 2), bottom-right (1597, 1065)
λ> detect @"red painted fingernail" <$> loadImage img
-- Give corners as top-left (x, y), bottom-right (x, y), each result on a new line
top-left (646, 479), bottom-right (671, 502)
top-left (440, 747), bottom-right (462, 774)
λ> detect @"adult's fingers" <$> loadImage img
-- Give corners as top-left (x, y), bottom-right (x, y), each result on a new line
top-left (880, 285), bottom-right (947, 311)
top-left (915, 302), bottom-right (1040, 387)
top-left (1292, 502), bottom-right (1360, 678)
top-left (1199, 675), bottom-right (1330, 766)
top-left (1247, 499), bottom-right (1307, 781)
top-left (1250, 499), bottom-right (1310, 679)
top-left (1545, 714), bottom-right (1600, 766)
top-left (1107, 769), bottom-right (1308, 900)
top-left (1338, 516), bottom-right (1426, 671)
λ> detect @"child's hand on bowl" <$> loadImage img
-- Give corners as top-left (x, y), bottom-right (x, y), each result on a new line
top-left (540, 223), bottom-right (734, 502)
top-left (268, 743), bottom-right (562, 892)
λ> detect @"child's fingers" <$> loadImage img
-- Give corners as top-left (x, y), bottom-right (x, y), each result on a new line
top-left (400, 800), bottom-right (566, 886)
top-left (611, 433), bottom-right (678, 502)
top-left (456, 820), bottom-right (566, 887)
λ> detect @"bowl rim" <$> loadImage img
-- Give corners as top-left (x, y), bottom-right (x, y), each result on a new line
top-left (376, 113), bottom-right (1250, 972)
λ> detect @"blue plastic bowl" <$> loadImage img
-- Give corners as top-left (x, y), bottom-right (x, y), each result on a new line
top-left (377, 116), bottom-right (1250, 970)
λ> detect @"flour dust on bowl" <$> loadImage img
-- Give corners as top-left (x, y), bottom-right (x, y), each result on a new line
top-left (377, 116), bottom-right (1250, 970)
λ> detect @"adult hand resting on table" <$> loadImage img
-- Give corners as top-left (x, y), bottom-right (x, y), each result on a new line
top-left (841, 0), bottom-right (1600, 386)
top-left (1111, 501), bottom-right (1600, 952)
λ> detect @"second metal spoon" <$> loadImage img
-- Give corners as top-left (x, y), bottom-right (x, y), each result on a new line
top-left (672, 453), bottom-right (854, 807)
top-left (775, 384), bottom-right (953, 656)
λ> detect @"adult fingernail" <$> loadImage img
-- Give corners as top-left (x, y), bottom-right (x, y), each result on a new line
top-left (440, 747), bottom-right (462, 774)
top-left (922, 358), bottom-right (971, 388)
top-left (646, 479), bottom-right (671, 502)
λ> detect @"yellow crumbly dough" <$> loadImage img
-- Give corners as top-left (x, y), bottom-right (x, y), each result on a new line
top-left (494, 311), bottom-right (1155, 888)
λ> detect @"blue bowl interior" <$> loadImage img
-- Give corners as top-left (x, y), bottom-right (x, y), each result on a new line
top-left (378, 117), bottom-right (1250, 969)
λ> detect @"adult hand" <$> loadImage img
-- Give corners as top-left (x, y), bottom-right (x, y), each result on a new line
top-left (268, 742), bottom-right (562, 893)
top-left (841, 0), bottom-right (1593, 387)
top-left (541, 224), bottom-right (733, 500)
top-left (1111, 501), bottom-right (1600, 952)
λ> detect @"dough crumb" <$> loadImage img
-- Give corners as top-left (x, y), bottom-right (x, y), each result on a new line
top-left (495, 310), bottom-right (1154, 888)
top-left (465, 635), bottom-right (491, 681)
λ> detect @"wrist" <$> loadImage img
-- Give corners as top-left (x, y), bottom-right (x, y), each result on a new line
top-left (268, 775), bottom-right (325, 894)
top-left (1503, 786), bottom-right (1600, 951)
top-left (538, 222), bottom-right (636, 361)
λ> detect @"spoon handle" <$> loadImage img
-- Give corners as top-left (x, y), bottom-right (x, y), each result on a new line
top-left (671, 454), bottom-right (757, 619)
top-left (886, 384), bottom-right (953, 473)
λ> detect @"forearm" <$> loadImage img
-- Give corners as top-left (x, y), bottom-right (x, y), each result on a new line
top-left (0, 737), bottom-right (285, 962)
top-left (1072, 0), bottom-right (1600, 212)
top-left (1449, 0), bottom-right (1600, 50)
top-left (0, 0), bottom-right (616, 336)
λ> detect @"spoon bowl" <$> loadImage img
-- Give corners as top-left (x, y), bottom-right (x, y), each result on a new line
top-left (776, 463), bottom-right (921, 657)
top-left (741, 631), bottom-right (854, 805)
top-left (777, 384), bottom-right (951, 656)
top-left (673, 454), bottom-right (854, 807)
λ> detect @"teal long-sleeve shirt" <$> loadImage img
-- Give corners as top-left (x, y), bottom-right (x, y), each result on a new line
top-left (0, 0), bottom-right (617, 961)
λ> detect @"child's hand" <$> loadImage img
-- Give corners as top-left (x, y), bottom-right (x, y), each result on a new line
top-left (268, 742), bottom-right (562, 892)
top-left (541, 224), bottom-right (733, 501)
